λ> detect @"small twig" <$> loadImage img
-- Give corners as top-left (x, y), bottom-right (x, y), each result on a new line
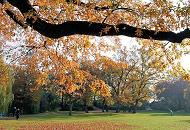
top-left (9, 47), bottom-right (35, 63)
top-left (101, 7), bottom-right (139, 23)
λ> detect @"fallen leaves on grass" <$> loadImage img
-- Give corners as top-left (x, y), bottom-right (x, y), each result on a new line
top-left (18, 121), bottom-right (135, 130)
top-left (0, 126), bottom-right (6, 130)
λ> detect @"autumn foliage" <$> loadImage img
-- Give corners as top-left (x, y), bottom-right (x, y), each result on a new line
top-left (1, 0), bottom-right (190, 115)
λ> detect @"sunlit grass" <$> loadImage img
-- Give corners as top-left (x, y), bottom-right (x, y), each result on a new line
top-left (0, 111), bottom-right (190, 130)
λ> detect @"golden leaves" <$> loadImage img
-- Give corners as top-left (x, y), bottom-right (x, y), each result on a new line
top-left (0, 57), bottom-right (12, 89)
top-left (3, 0), bottom-right (190, 107)
top-left (36, 72), bottom-right (49, 85)
top-left (183, 74), bottom-right (190, 81)
top-left (35, 0), bottom-right (61, 6)
top-left (90, 79), bottom-right (110, 97)
top-left (59, 76), bottom-right (66, 85)
top-left (1, 2), bottom-right (11, 11)
top-left (95, 56), bottom-right (128, 71)
top-left (67, 83), bottom-right (78, 94)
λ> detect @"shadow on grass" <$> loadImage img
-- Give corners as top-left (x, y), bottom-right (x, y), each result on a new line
top-left (180, 120), bottom-right (190, 124)
top-left (149, 113), bottom-right (172, 116)
top-left (21, 111), bottom-right (120, 121)
top-left (148, 112), bottom-right (190, 116)
top-left (0, 117), bottom-right (15, 120)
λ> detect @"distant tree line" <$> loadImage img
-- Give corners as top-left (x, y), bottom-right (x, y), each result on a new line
top-left (151, 79), bottom-right (190, 112)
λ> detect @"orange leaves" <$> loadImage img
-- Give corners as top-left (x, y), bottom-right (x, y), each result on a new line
top-left (46, 38), bottom-right (55, 46)
top-left (13, 35), bottom-right (102, 96)
top-left (17, 121), bottom-right (133, 130)
top-left (67, 84), bottom-right (78, 94)
top-left (90, 79), bottom-right (110, 97)
top-left (34, 0), bottom-right (63, 6)
top-left (183, 74), bottom-right (190, 81)
top-left (0, 72), bottom-right (10, 88)
top-left (0, 57), bottom-right (10, 87)
top-left (35, 0), bottom-right (48, 6)
top-left (149, 60), bottom-right (167, 70)
top-left (59, 76), bottom-right (66, 85)
top-left (139, 39), bottom-right (185, 72)
top-left (36, 72), bottom-right (49, 86)
top-left (1, 2), bottom-right (11, 11)
top-left (97, 1), bottom-right (113, 7)
top-left (169, 63), bottom-right (190, 81)
top-left (95, 56), bottom-right (128, 72)
top-left (154, 0), bottom-right (168, 7)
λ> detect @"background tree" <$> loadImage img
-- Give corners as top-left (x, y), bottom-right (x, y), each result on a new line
top-left (0, 56), bottom-right (13, 114)
top-left (39, 91), bottom-right (60, 112)
top-left (12, 67), bottom-right (42, 114)
top-left (87, 56), bottom-right (128, 113)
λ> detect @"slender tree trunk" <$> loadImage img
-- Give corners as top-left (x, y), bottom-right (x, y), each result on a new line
top-left (132, 106), bottom-right (137, 113)
top-left (93, 95), bottom-right (96, 106)
top-left (84, 100), bottom-right (88, 113)
top-left (116, 101), bottom-right (120, 113)
top-left (102, 105), bottom-right (105, 112)
top-left (68, 96), bottom-right (73, 116)
top-left (61, 92), bottom-right (64, 111)
top-left (128, 106), bottom-right (132, 113)
top-left (105, 104), bottom-right (108, 112)
top-left (69, 103), bottom-right (73, 116)
top-left (132, 100), bottom-right (138, 113)
top-left (102, 99), bottom-right (105, 112)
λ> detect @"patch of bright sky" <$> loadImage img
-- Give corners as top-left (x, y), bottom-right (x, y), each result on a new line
top-left (181, 54), bottom-right (190, 71)
top-left (90, 36), bottom-right (139, 60)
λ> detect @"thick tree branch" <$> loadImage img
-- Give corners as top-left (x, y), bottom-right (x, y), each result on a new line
top-left (5, 10), bottom-right (28, 28)
top-left (5, 0), bottom-right (190, 43)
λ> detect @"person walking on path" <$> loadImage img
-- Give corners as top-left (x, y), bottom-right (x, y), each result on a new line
top-left (13, 107), bottom-right (16, 117)
top-left (168, 109), bottom-right (173, 116)
top-left (15, 108), bottom-right (20, 120)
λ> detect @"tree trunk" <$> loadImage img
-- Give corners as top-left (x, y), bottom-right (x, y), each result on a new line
top-left (105, 104), bottom-right (108, 112)
top-left (93, 95), bottom-right (96, 106)
top-left (132, 100), bottom-right (138, 113)
top-left (132, 106), bottom-right (137, 113)
top-left (61, 92), bottom-right (64, 111)
top-left (69, 103), bottom-right (73, 116)
top-left (128, 106), bottom-right (132, 113)
top-left (102, 99), bottom-right (105, 112)
top-left (84, 100), bottom-right (88, 113)
top-left (69, 96), bottom-right (73, 116)
top-left (116, 101), bottom-right (120, 113)
top-left (102, 105), bottom-right (105, 112)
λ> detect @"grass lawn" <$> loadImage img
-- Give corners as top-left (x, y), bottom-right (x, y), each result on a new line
top-left (0, 111), bottom-right (190, 130)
